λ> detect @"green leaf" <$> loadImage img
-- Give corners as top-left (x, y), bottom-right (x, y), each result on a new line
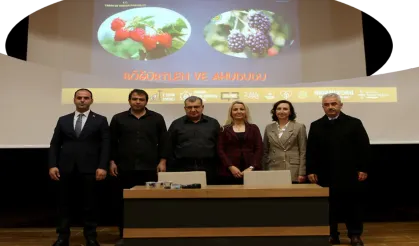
top-left (170, 32), bottom-right (185, 38)
top-left (227, 16), bottom-right (235, 27)
top-left (172, 39), bottom-right (184, 50)
top-left (161, 24), bottom-right (187, 39)
top-left (128, 15), bottom-right (155, 30)
top-left (100, 37), bottom-right (121, 54)
top-left (137, 24), bottom-right (146, 30)
top-left (131, 51), bottom-right (140, 59)
top-left (99, 37), bottom-right (115, 46)
top-left (144, 20), bottom-right (155, 27)
top-left (166, 47), bottom-right (178, 53)
top-left (139, 16), bottom-right (153, 21)
top-left (160, 24), bottom-right (173, 33)
top-left (282, 24), bottom-right (290, 40)
top-left (216, 24), bottom-right (231, 37)
top-left (175, 18), bottom-right (187, 30)
top-left (211, 40), bottom-right (226, 47)
top-left (110, 39), bottom-right (147, 59)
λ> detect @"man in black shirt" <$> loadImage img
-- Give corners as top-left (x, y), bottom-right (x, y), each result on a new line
top-left (109, 89), bottom-right (168, 246)
top-left (167, 96), bottom-right (221, 185)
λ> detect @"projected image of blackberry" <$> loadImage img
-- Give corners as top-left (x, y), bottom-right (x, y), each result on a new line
top-left (97, 7), bottom-right (191, 60)
top-left (204, 9), bottom-right (292, 58)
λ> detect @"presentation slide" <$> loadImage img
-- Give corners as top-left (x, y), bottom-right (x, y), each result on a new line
top-left (58, 0), bottom-right (397, 104)
top-left (92, 0), bottom-right (300, 86)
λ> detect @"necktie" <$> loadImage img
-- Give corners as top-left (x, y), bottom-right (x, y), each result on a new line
top-left (75, 114), bottom-right (83, 137)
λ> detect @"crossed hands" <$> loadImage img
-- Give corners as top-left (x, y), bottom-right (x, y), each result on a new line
top-left (229, 166), bottom-right (254, 178)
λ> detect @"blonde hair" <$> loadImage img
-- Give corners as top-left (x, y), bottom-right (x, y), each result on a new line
top-left (224, 101), bottom-right (252, 125)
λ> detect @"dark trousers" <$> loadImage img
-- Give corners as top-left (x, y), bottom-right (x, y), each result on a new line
top-left (172, 158), bottom-right (218, 185)
top-left (329, 191), bottom-right (364, 238)
top-left (56, 170), bottom-right (99, 240)
top-left (117, 170), bottom-right (157, 239)
top-left (218, 175), bottom-right (243, 185)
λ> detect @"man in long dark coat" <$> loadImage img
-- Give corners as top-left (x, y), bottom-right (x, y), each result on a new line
top-left (306, 93), bottom-right (370, 246)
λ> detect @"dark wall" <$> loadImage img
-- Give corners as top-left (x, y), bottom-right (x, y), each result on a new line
top-left (2, 12), bottom-right (414, 228)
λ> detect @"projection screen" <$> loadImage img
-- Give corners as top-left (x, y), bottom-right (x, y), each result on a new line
top-left (0, 0), bottom-right (410, 147)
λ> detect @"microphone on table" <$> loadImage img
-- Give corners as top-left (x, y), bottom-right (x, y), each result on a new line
top-left (181, 183), bottom-right (202, 189)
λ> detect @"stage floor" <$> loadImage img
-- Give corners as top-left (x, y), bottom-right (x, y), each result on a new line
top-left (0, 222), bottom-right (418, 245)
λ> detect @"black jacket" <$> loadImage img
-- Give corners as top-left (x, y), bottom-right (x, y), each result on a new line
top-left (48, 111), bottom-right (110, 174)
top-left (306, 112), bottom-right (371, 192)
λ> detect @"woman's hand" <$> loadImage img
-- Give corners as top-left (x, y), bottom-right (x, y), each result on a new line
top-left (243, 167), bottom-right (254, 172)
top-left (229, 166), bottom-right (243, 178)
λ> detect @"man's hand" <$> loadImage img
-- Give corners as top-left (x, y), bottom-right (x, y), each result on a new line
top-left (308, 174), bottom-right (318, 183)
top-left (96, 168), bottom-right (107, 181)
top-left (49, 167), bottom-right (60, 181)
top-left (358, 172), bottom-right (368, 181)
top-left (157, 160), bottom-right (166, 172)
top-left (298, 175), bottom-right (306, 183)
top-left (109, 161), bottom-right (118, 177)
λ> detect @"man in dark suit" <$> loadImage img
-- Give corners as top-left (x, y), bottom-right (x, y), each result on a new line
top-left (48, 88), bottom-right (110, 246)
top-left (306, 93), bottom-right (370, 246)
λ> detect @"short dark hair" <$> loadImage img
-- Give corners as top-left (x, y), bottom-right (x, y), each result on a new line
top-left (184, 96), bottom-right (203, 106)
top-left (74, 88), bottom-right (93, 98)
top-left (271, 100), bottom-right (297, 121)
top-left (129, 89), bottom-right (149, 102)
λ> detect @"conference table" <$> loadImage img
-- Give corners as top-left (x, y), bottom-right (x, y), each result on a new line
top-left (123, 184), bottom-right (330, 246)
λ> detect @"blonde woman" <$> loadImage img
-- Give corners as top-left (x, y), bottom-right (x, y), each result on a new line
top-left (262, 100), bottom-right (307, 183)
top-left (217, 101), bottom-right (263, 184)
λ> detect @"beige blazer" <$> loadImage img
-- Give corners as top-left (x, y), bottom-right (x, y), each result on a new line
top-left (262, 121), bottom-right (307, 182)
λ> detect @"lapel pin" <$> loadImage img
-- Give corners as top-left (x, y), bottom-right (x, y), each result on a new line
top-left (93, 114), bottom-right (96, 117)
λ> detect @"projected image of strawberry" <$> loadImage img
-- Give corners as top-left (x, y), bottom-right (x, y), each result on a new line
top-left (111, 17), bottom-right (125, 31)
top-left (204, 9), bottom-right (292, 59)
top-left (114, 28), bottom-right (130, 41)
top-left (97, 7), bottom-right (191, 60)
top-left (129, 28), bottom-right (145, 42)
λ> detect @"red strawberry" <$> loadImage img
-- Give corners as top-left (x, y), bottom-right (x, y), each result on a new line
top-left (157, 33), bottom-right (172, 48)
top-left (142, 35), bottom-right (157, 51)
top-left (111, 18), bottom-right (125, 31)
top-left (114, 28), bottom-right (130, 41)
top-left (129, 28), bottom-right (145, 42)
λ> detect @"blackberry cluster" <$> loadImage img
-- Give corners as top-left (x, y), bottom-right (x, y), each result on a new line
top-left (225, 10), bottom-right (275, 55)
top-left (246, 31), bottom-right (269, 54)
top-left (227, 30), bottom-right (246, 53)
top-left (248, 11), bottom-right (271, 33)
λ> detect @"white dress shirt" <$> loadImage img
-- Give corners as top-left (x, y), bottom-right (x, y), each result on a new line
top-left (276, 121), bottom-right (290, 139)
top-left (328, 114), bottom-right (340, 120)
top-left (74, 110), bottom-right (90, 130)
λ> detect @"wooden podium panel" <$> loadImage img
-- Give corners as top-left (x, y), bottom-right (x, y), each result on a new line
top-left (123, 184), bottom-right (330, 246)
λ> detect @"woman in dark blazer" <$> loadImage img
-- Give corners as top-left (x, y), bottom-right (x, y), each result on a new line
top-left (217, 101), bottom-right (263, 184)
